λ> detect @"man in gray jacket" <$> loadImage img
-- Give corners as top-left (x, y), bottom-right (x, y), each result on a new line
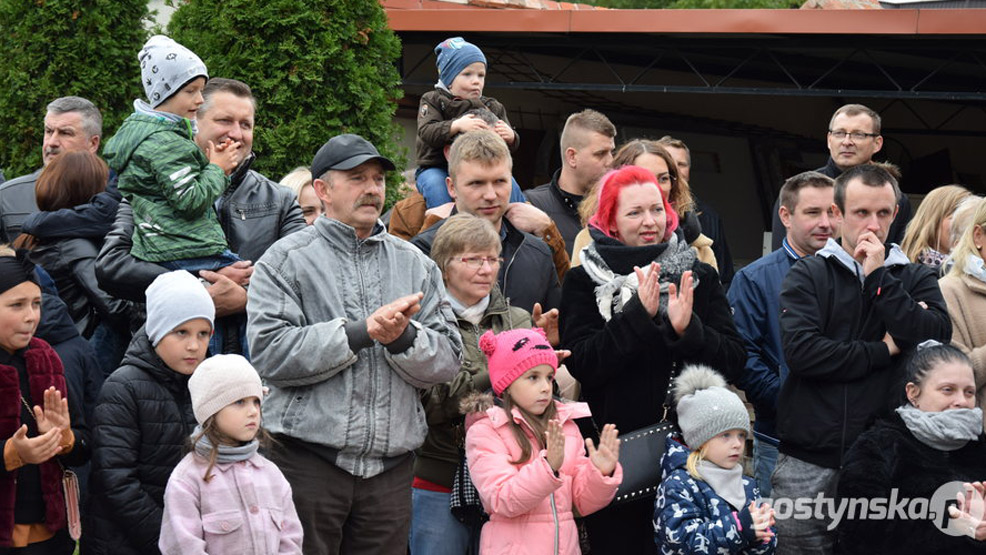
top-left (0, 96), bottom-right (102, 242)
top-left (247, 133), bottom-right (462, 555)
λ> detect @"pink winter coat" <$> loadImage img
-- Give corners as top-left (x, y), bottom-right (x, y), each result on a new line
top-left (465, 397), bottom-right (622, 555)
top-left (159, 451), bottom-right (303, 554)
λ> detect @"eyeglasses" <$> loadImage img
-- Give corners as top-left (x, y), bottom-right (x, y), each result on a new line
top-left (454, 256), bottom-right (503, 269)
top-left (829, 130), bottom-right (879, 141)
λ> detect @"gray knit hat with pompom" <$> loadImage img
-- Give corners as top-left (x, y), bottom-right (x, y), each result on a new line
top-left (674, 364), bottom-right (749, 450)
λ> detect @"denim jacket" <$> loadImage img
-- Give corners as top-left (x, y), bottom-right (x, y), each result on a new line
top-left (247, 217), bottom-right (462, 478)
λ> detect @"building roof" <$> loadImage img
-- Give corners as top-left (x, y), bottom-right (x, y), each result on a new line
top-left (385, 4), bottom-right (986, 34)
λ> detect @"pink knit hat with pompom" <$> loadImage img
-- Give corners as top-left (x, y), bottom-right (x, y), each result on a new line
top-left (480, 328), bottom-right (558, 395)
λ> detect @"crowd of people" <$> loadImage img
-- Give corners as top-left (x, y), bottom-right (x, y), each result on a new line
top-left (2, 32), bottom-right (986, 555)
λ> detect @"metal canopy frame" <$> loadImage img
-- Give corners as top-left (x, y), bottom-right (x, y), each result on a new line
top-left (400, 33), bottom-right (986, 102)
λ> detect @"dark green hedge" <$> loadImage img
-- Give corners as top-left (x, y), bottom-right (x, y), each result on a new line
top-left (167, 0), bottom-right (405, 203)
top-left (0, 0), bottom-right (149, 178)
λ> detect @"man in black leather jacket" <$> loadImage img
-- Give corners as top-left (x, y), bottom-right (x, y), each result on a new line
top-left (96, 78), bottom-right (305, 356)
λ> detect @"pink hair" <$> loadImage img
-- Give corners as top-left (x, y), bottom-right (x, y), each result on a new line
top-left (588, 165), bottom-right (679, 242)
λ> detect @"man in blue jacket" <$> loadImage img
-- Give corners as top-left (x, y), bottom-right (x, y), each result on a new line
top-left (727, 171), bottom-right (836, 497)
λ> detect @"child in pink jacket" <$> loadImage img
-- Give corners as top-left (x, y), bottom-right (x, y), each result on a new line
top-left (463, 328), bottom-right (623, 555)
top-left (160, 355), bottom-right (303, 554)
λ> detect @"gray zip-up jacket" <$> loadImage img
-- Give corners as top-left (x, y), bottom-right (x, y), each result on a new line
top-left (247, 216), bottom-right (463, 478)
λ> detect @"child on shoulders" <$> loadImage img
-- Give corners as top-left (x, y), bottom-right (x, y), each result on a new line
top-left (415, 36), bottom-right (525, 209)
top-left (103, 35), bottom-right (243, 274)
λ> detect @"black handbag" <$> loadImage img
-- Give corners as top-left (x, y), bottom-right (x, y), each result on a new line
top-left (611, 367), bottom-right (680, 505)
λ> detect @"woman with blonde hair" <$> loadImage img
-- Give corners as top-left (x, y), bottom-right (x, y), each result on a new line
top-left (279, 166), bottom-right (322, 225)
top-left (939, 197), bottom-right (986, 421)
top-left (901, 184), bottom-right (971, 272)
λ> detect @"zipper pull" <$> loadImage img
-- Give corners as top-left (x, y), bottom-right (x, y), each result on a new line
top-left (240, 210), bottom-right (246, 221)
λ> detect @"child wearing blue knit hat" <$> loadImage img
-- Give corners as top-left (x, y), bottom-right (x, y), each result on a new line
top-left (414, 37), bottom-right (526, 209)
top-left (655, 365), bottom-right (777, 554)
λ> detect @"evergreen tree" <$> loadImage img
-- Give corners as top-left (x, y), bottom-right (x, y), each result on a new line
top-left (0, 0), bottom-right (149, 176)
top-left (167, 0), bottom-right (404, 201)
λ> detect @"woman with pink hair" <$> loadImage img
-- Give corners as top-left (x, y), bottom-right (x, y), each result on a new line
top-left (559, 165), bottom-right (744, 554)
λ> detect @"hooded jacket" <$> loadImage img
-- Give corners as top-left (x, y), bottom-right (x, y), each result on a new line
top-left (654, 435), bottom-right (775, 555)
top-left (415, 286), bottom-right (533, 488)
top-left (463, 394), bottom-right (621, 555)
top-left (778, 238), bottom-right (951, 469)
top-left (86, 329), bottom-right (197, 555)
top-left (836, 414), bottom-right (986, 554)
top-left (103, 112), bottom-right (229, 262)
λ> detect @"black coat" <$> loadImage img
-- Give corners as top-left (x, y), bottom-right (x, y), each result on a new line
top-left (525, 170), bottom-right (582, 256)
top-left (837, 414), bottom-right (986, 555)
top-left (86, 329), bottom-right (196, 555)
top-left (560, 260), bottom-right (744, 434)
top-left (778, 245), bottom-right (951, 469)
top-left (559, 244), bottom-right (743, 555)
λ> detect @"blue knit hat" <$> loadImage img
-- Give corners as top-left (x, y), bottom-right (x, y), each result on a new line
top-left (434, 37), bottom-right (487, 90)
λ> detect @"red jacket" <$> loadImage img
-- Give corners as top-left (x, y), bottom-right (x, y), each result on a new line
top-left (0, 338), bottom-right (68, 547)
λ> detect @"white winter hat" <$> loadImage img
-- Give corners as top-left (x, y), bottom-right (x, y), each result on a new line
top-left (188, 354), bottom-right (263, 424)
top-left (139, 35), bottom-right (208, 108)
top-left (144, 271), bottom-right (214, 346)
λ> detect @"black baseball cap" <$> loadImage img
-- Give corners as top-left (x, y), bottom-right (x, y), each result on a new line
top-left (311, 134), bottom-right (396, 179)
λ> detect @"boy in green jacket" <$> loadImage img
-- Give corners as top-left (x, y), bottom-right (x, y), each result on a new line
top-left (103, 35), bottom-right (241, 273)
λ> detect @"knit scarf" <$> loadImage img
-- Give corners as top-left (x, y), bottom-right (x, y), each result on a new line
top-left (449, 294), bottom-right (490, 326)
top-left (581, 227), bottom-right (697, 322)
top-left (193, 425), bottom-right (259, 464)
top-left (697, 460), bottom-right (748, 511)
top-left (963, 254), bottom-right (986, 284)
top-left (895, 404), bottom-right (983, 451)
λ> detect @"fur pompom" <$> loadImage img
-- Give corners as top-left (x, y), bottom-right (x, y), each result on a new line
top-left (672, 364), bottom-right (728, 404)
top-left (479, 330), bottom-right (497, 357)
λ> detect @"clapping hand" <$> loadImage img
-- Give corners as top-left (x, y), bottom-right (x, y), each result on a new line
top-left (949, 481), bottom-right (986, 540)
top-left (34, 387), bottom-right (70, 435)
top-left (586, 423), bottom-right (620, 477)
top-left (532, 303), bottom-right (560, 347)
top-left (750, 501), bottom-right (776, 543)
top-left (544, 419), bottom-right (566, 473)
top-left (667, 271), bottom-right (694, 337)
top-left (634, 263), bottom-right (661, 318)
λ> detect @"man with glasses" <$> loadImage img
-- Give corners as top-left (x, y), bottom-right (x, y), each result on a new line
top-left (412, 129), bottom-right (561, 313)
top-left (771, 103), bottom-right (912, 249)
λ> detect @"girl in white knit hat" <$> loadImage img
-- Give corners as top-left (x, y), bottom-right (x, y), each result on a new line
top-left (654, 365), bottom-right (776, 554)
top-left (160, 354), bottom-right (303, 554)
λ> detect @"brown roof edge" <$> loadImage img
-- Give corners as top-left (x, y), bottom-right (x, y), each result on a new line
top-left (386, 8), bottom-right (986, 35)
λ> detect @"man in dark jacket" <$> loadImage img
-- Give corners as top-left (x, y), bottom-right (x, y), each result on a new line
top-left (727, 171), bottom-right (835, 498)
top-left (0, 96), bottom-right (102, 242)
top-left (771, 103), bottom-right (912, 250)
top-left (525, 109), bottom-right (616, 255)
top-left (772, 164), bottom-right (951, 555)
top-left (411, 130), bottom-right (561, 313)
top-left (96, 78), bottom-right (305, 356)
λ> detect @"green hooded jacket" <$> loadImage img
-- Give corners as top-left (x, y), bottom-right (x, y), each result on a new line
top-left (103, 112), bottom-right (229, 262)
